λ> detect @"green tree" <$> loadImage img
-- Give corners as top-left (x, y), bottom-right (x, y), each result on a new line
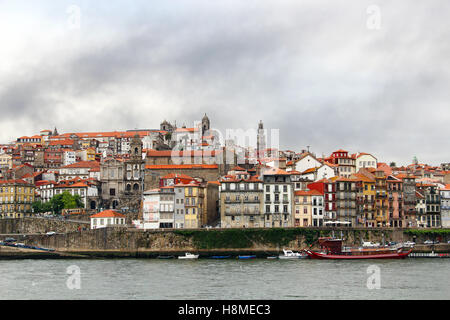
top-left (49, 192), bottom-right (84, 215)
top-left (32, 200), bottom-right (52, 213)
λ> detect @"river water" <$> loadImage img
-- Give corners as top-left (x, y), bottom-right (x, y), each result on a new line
top-left (0, 258), bottom-right (449, 299)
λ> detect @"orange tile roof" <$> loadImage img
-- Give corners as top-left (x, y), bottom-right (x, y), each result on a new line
top-left (302, 167), bottom-right (317, 174)
top-left (0, 179), bottom-right (33, 185)
top-left (175, 127), bottom-right (197, 133)
top-left (335, 176), bottom-right (359, 182)
top-left (262, 167), bottom-right (290, 176)
top-left (90, 210), bottom-right (125, 218)
top-left (352, 173), bottom-right (375, 183)
top-left (294, 190), bottom-right (323, 196)
top-left (146, 164), bottom-right (218, 170)
top-left (161, 173), bottom-right (194, 180)
top-left (49, 139), bottom-right (75, 146)
top-left (60, 161), bottom-right (100, 169)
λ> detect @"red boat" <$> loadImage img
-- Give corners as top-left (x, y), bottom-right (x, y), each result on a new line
top-left (303, 237), bottom-right (412, 260)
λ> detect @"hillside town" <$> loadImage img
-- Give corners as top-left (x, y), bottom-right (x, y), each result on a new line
top-left (1, 114), bottom-right (449, 230)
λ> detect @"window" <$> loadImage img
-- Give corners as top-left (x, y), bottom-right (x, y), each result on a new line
top-left (110, 188), bottom-right (116, 196)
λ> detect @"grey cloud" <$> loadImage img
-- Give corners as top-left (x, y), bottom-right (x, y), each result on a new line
top-left (0, 0), bottom-right (449, 166)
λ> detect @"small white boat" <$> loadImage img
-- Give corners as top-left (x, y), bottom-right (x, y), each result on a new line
top-left (279, 249), bottom-right (308, 259)
top-left (178, 252), bottom-right (199, 259)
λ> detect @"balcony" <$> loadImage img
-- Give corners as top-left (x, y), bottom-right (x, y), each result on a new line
top-left (243, 199), bottom-right (261, 203)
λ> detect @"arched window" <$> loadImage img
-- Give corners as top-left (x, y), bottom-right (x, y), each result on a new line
top-left (133, 183), bottom-right (139, 191)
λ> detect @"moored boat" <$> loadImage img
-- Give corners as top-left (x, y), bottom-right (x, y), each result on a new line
top-left (210, 255), bottom-right (231, 259)
top-left (178, 252), bottom-right (199, 259)
top-left (157, 255), bottom-right (175, 259)
top-left (303, 237), bottom-right (413, 259)
top-left (238, 255), bottom-right (256, 259)
top-left (279, 249), bottom-right (309, 259)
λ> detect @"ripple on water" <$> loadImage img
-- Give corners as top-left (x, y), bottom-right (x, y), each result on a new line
top-left (0, 259), bottom-right (449, 299)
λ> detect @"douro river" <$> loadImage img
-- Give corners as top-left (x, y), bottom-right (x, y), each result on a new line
top-left (1, 258), bottom-right (449, 299)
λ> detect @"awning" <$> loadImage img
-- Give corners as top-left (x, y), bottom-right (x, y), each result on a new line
top-left (324, 221), bottom-right (351, 225)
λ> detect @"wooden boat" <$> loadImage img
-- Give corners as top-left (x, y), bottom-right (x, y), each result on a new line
top-left (237, 255), bottom-right (256, 259)
top-left (178, 252), bottom-right (199, 259)
top-left (303, 237), bottom-right (413, 260)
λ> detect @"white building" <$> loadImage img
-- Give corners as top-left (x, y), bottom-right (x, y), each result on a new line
top-left (440, 185), bottom-right (450, 228)
top-left (58, 161), bottom-right (100, 182)
top-left (63, 150), bottom-right (77, 166)
top-left (90, 210), bottom-right (126, 229)
top-left (311, 193), bottom-right (324, 227)
top-left (141, 189), bottom-right (161, 229)
top-left (261, 167), bottom-right (294, 227)
top-left (355, 153), bottom-right (378, 172)
top-left (292, 153), bottom-right (323, 173)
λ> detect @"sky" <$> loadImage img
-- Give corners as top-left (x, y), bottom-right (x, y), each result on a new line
top-left (0, 0), bottom-right (449, 166)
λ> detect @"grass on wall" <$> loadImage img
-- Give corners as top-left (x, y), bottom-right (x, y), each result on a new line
top-left (404, 229), bottom-right (450, 237)
top-left (173, 228), bottom-right (322, 249)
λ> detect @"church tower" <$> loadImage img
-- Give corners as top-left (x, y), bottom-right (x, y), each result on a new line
top-left (130, 134), bottom-right (143, 161)
top-left (202, 113), bottom-right (210, 135)
top-left (257, 120), bottom-right (266, 159)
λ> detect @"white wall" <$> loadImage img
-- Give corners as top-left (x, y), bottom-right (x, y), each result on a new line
top-left (294, 155), bottom-right (322, 173)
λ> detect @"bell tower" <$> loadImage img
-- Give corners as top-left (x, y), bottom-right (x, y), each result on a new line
top-left (257, 120), bottom-right (266, 159)
top-left (130, 134), bottom-right (143, 161)
top-left (202, 113), bottom-right (210, 135)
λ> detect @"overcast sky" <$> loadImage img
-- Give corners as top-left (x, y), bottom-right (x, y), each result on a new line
top-left (1, 1), bottom-right (449, 166)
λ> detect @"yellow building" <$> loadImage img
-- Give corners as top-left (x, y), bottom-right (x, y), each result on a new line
top-left (86, 148), bottom-right (96, 161)
top-left (183, 184), bottom-right (205, 228)
top-left (0, 180), bottom-right (35, 218)
top-left (294, 190), bottom-right (313, 227)
top-left (174, 181), bottom-right (219, 228)
top-left (352, 173), bottom-right (376, 227)
top-left (0, 153), bottom-right (12, 171)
